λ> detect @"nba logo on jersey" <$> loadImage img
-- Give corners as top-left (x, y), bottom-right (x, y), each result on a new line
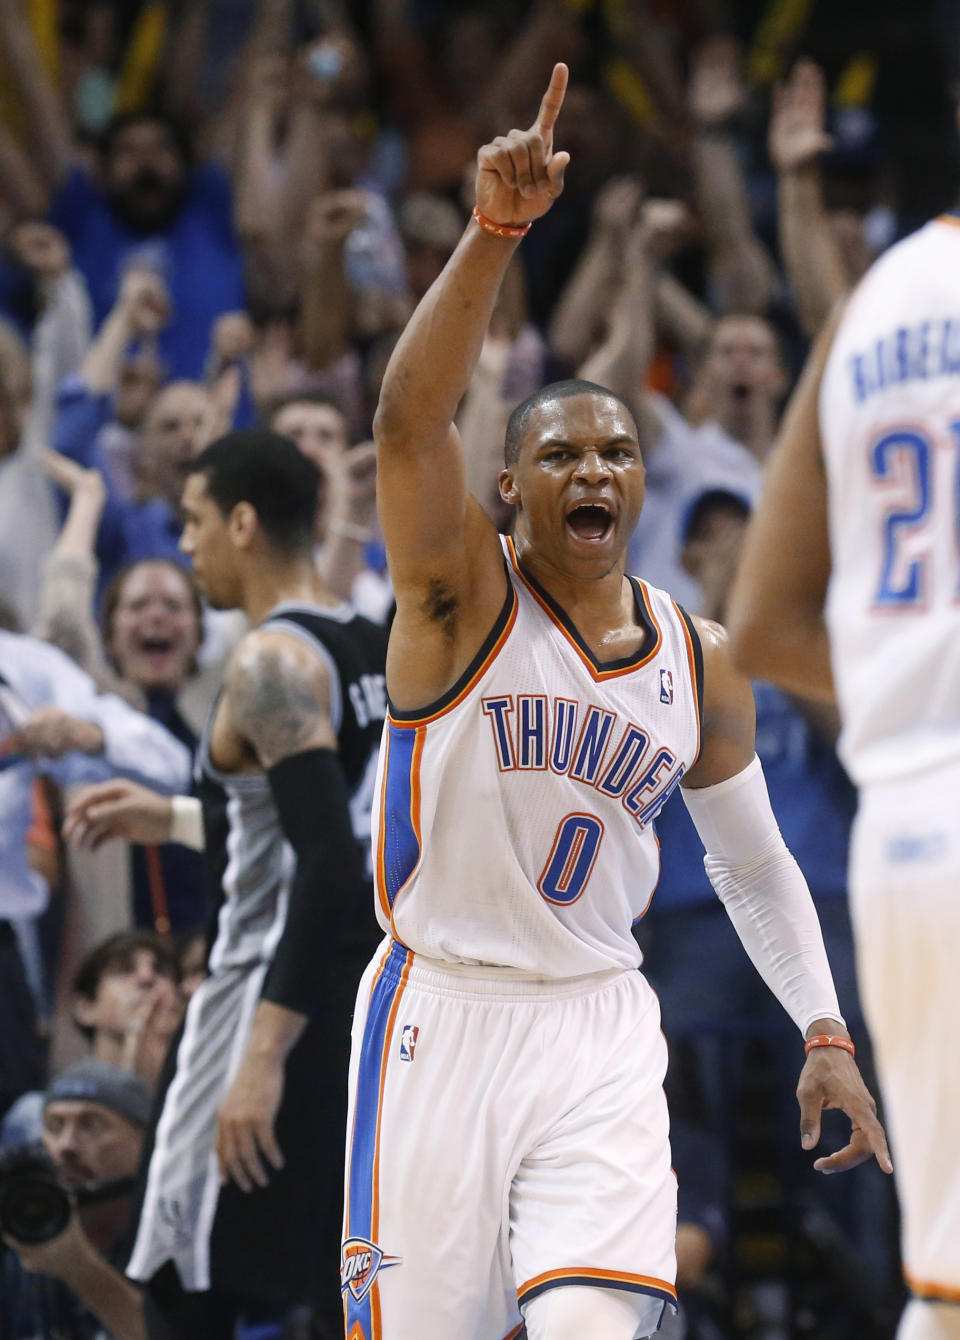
top-left (340, 1237), bottom-right (401, 1302)
top-left (660, 670), bottom-right (674, 705)
top-left (400, 1025), bottom-right (419, 1062)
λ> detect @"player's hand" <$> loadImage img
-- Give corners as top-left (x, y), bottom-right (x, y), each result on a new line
top-left (475, 62), bottom-right (570, 227)
top-left (796, 1040), bottom-right (893, 1175)
top-left (216, 1050), bottom-right (286, 1193)
top-left (63, 779), bottom-right (174, 850)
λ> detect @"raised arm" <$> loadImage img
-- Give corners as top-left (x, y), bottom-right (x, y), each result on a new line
top-left (688, 37), bottom-right (775, 315)
top-left (768, 61), bottom-right (851, 339)
top-left (725, 309), bottom-right (841, 699)
top-left (0, 2), bottom-right (73, 200)
top-left (548, 175), bottom-right (643, 370)
top-left (376, 64), bottom-right (570, 709)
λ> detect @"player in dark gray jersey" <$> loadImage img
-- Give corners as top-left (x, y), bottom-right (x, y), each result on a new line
top-left (66, 429), bottom-right (386, 1339)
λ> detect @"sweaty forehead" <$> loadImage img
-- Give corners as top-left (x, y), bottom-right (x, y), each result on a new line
top-left (521, 393), bottom-right (636, 449)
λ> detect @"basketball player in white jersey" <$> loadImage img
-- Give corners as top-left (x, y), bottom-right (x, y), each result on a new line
top-left (728, 199), bottom-right (960, 1340)
top-left (344, 64), bottom-right (890, 1340)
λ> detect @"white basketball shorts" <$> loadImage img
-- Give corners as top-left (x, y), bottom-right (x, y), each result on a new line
top-left (849, 769), bottom-right (960, 1302)
top-left (341, 938), bottom-right (678, 1340)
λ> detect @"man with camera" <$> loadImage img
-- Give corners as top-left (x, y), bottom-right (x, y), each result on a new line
top-left (1, 1060), bottom-right (150, 1340)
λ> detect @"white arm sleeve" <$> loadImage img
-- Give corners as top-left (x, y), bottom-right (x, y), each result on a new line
top-left (681, 755), bottom-right (844, 1036)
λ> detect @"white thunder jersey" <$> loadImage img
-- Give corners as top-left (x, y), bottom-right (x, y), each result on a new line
top-left (371, 535), bottom-right (702, 978)
top-left (820, 213), bottom-right (960, 787)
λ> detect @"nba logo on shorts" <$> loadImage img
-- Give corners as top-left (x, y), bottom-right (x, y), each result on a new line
top-left (400, 1024), bottom-right (419, 1062)
top-left (660, 670), bottom-right (674, 705)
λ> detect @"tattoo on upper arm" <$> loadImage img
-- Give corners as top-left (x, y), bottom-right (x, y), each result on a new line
top-left (227, 639), bottom-right (331, 770)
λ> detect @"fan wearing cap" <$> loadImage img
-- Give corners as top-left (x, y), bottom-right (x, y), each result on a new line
top-left (2, 1060), bottom-right (150, 1340)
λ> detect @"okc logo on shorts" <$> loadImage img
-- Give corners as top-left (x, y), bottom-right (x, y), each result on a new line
top-left (399, 1024), bottom-right (419, 1061)
top-left (660, 669), bottom-right (674, 705)
top-left (340, 1237), bottom-right (401, 1302)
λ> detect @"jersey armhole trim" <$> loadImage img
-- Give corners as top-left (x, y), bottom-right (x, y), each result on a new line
top-left (388, 567), bottom-right (517, 728)
top-left (674, 602), bottom-right (704, 767)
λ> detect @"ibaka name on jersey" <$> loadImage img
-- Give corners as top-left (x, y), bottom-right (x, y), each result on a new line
top-left (482, 694), bottom-right (685, 830)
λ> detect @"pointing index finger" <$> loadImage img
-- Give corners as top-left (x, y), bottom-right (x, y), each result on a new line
top-left (535, 63), bottom-right (569, 136)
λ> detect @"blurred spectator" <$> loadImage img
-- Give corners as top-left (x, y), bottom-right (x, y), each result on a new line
top-left (769, 60), bottom-right (858, 340)
top-left (0, 627), bottom-right (192, 1119)
top-left (71, 931), bottom-right (184, 1094)
top-left (48, 112), bottom-right (245, 380)
top-left (0, 221), bottom-right (94, 630)
top-left (1, 1060), bottom-right (151, 1340)
top-left (568, 191), bottom-right (778, 610)
top-left (50, 269), bottom-right (228, 593)
top-left (3, 931), bottom-right (183, 1151)
top-left (29, 455), bottom-right (213, 938)
top-left (264, 392), bottom-right (388, 620)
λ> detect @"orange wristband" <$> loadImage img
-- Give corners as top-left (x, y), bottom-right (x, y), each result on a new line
top-left (471, 206), bottom-right (531, 239)
top-left (804, 1033), bottom-right (855, 1058)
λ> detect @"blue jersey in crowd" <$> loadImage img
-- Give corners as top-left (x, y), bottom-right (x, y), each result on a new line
top-left (49, 165), bottom-right (245, 380)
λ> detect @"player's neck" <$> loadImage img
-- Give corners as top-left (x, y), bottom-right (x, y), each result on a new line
top-left (242, 558), bottom-right (339, 627)
top-left (517, 542), bottom-right (630, 628)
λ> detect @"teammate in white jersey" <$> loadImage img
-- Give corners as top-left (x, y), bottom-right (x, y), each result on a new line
top-left (345, 63), bottom-right (890, 1340)
top-left (729, 209), bottom-right (960, 1340)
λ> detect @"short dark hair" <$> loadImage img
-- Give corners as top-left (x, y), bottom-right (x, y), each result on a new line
top-left (681, 489), bottom-right (751, 545)
top-left (100, 558), bottom-right (203, 659)
top-left (190, 429), bottom-right (321, 554)
top-left (504, 379), bottom-right (639, 465)
top-left (72, 931), bottom-right (181, 1041)
top-left (263, 388), bottom-right (348, 427)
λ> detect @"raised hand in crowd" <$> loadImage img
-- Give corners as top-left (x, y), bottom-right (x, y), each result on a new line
top-left (634, 197), bottom-right (693, 263)
top-left (208, 311), bottom-right (256, 376)
top-left (300, 189), bottom-right (369, 372)
top-left (689, 36), bottom-right (775, 315)
top-left (549, 173), bottom-right (645, 368)
top-left (768, 59), bottom-right (834, 174)
top-left (81, 268), bottom-right (170, 397)
top-left (8, 221), bottom-right (72, 282)
top-left (769, 60), bottom-right (850, 337)
top-left (302, 189), bottom-right (369, 251)
top-left (688, 33), bottom-right (747, 130)
top-left (118, 270), bottom-right (172, 340)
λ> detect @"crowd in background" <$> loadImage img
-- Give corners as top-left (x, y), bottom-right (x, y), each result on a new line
top-left (0, 0), bottom-right (957, 1336)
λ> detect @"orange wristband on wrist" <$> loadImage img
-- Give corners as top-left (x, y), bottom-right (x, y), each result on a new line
top-left (804, 1033), bottom-right (856, 1058)
top-left (471, 206), bottom-right (531, 239)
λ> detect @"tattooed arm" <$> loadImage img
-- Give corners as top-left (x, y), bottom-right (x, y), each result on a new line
top-left (216, 630), bottom-right (364, 1192)
top-left (225, 630), bottom-right (337, 767)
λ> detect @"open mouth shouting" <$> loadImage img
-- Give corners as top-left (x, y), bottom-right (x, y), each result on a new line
top-left (565, 498), bottom-right (616, 545)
